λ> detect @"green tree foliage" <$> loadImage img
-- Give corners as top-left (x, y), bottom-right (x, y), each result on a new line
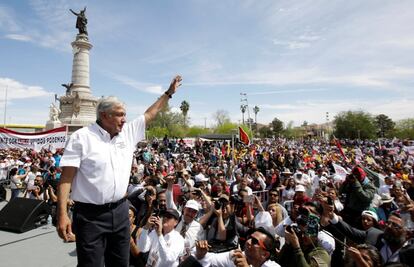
top-left (283, 121), bottom-right (305, 138)
top-left (394, 118), bottom-right (414, 139)
top-left (258, 126), bottom-right (273, 138)
top-left (146, 126), bottom-right (168, 139)
top-left (187, 126), bottom-right (210, 137)
top-left (271, 117), bottom-right (284, 136)
top-left (180, 100), bottom-right (190, 127)
top-left (334, 111), bottom-right (376, 139)
top-left (215, 121), bottom-right (238, 134)
top-left (375, 114), bottom-right (395, 138)
top-left (147, 104), bottom-right (185, 137)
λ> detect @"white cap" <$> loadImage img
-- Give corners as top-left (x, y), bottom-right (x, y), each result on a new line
top-left (361, 210), bottom-right (378, 222)
top-left (184, 199), bottom-right (200, 211)
top-left (295, 185), bottom-right (306, 192)
top-left (195, 173), bottom-right (209, 183)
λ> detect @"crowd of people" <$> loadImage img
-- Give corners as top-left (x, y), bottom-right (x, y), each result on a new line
top-left (1, 136), bottom-right (414, 267)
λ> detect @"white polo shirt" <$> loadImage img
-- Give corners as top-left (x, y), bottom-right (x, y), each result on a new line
top-left (60, 115), bottom-right (145, 204)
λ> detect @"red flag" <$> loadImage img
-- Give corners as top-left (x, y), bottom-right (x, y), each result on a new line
top-left (239, 127), bottom-right (250, 146)
top-left (335, 139), bottom-right (348, 161)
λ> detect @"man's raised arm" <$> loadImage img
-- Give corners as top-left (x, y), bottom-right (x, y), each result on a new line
top-left (144, 75), bottom-right (182, 125)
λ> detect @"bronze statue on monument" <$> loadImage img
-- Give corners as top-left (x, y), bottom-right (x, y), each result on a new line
top-left (61, 83), bottom-right (73, 95)
top-left (70, 7), bottom-right (88, 35)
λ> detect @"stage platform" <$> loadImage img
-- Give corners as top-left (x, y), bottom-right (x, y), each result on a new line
top-left (0, 197), bottom-right (77, 267)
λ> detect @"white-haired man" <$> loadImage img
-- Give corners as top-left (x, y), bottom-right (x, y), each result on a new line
top-left (57, 76), bottom-right (182, 267)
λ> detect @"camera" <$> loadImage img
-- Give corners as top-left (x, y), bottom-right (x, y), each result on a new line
top-left (230, 194), bottom-right (243, 206)
top-left (151, 199), bottom-right (160, 216)
top-left (214, 200), bottom-right (223, 210)
top-left (286, 224), bottom-right (301, 235)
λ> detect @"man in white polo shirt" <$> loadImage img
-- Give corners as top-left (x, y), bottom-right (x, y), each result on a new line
top-left (57, 75), bottom-right (182, 267)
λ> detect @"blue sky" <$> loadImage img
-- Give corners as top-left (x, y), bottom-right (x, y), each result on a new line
top-left (0, 0), bottom-right (413, 128)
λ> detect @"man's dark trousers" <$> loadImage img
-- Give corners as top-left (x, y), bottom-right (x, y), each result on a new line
top-left (73, 199), bottom-right (130, 267)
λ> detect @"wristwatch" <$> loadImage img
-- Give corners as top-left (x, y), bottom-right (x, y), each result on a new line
top-left (165, 91), bottom-right (173, 98)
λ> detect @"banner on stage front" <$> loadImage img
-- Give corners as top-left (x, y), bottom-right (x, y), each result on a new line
top-left (0, 126), bottom-right (67, 151)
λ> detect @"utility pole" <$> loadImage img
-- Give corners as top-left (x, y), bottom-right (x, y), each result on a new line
top-left (240, 92), bottom-right (252, 132)
top-left (3, 86), bottom-right (8, 128)
top-left (325, 111), bottom-right (330, 140)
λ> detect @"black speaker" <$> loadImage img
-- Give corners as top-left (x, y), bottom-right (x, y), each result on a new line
top-left (0, 198), bottom-right (51, 233)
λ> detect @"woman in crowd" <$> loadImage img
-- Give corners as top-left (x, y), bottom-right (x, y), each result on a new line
top-left (327, 186), bottom-right (344, 212)
top-left (281, 177), bottom-right (296, 203)
top-left (9, 166), bottom-right (29, 200)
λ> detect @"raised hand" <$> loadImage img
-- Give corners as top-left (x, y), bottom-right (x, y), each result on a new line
top-left (195, 240), bottom-right (210, 260)
top-left (232, 249), bottom-right (249, 267)
top-left (166, 75), bottom-right (182, 96)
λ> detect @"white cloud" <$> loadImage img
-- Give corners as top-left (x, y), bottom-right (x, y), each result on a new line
top-left (5, 34), bottom-right (32, 42)
top-left (0, 77), bottom-right (53, 100)
top-left (110, 73), bottom-right (165, 95)
top-left (261, 104), bottom-right (300, 110)
top-left (247, 88), bottom-right (327, 96)
top-left (145, 86), bottom-right (164, 95)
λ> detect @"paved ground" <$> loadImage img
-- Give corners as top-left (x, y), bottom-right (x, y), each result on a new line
top-left (0, 190), bottom-right (77, 267)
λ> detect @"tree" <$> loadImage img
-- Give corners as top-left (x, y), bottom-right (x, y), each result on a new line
top-left (394, 118), bottom-right (414, 139)
top-left (147, 104), bottom-right (184, 137)
top-left (271, 117), bottom-right (284, 136)
top-left (333, 111), bottom-right (376, 139)
top-left (375, 114), bottom-right (395, 138)
top-left (187, 126), bottom-right (210, 137)
top-left (180, 100), bottom-right (190, 127)
top-left (258, 126), bottom-right (273, 138)
top-left (253, 106), bottom-right (260, 124)
top-left (240, 105), bottom-right (247, 124)
top-left (212, 109), bottom-right (231, 127)
top-left (215, 121), bottom-right (238, 134)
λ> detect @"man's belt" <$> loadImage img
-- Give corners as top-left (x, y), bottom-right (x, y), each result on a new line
top-left (75, 197), bottom-right (127, 211)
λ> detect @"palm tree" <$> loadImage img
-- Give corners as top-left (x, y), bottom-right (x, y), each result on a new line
top-left (180, 100), bottom-right (190, 127)
top-left (253, 105), bottom-right (260, 124)
top-left (240, 104), bottom-right (247, 124)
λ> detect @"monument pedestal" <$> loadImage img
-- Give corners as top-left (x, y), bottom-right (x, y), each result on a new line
top-left (45, 120), bottom-right (62, 130)
top-left (56, 33), bottom-right (98, 134)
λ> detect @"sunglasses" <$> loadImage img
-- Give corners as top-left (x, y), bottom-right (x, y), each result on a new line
top-left (248, 236), bottom-right (268, 251)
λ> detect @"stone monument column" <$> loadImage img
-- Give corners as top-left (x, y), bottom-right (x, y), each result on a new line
top-left (71, 34), bottom-right (93, 97)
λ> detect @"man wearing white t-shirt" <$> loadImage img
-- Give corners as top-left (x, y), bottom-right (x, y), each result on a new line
top-left (57, 76), bottom-right (182, 267)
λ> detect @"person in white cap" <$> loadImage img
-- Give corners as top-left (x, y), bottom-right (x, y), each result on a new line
top-left (165, 175), bottom-right (205, 256)
top-left (321, 205), bottom-right (383, 247)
